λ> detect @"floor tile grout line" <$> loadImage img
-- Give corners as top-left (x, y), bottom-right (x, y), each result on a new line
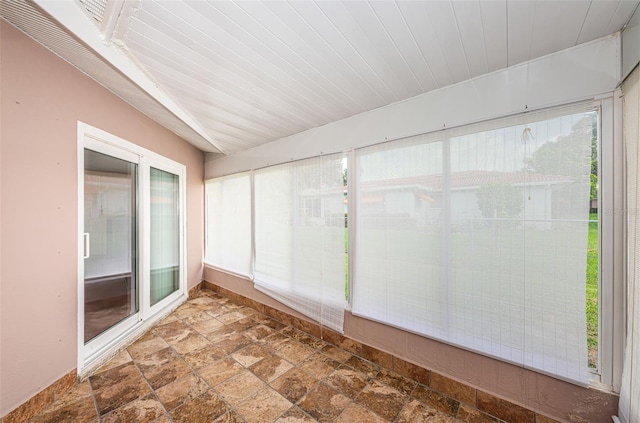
top-left (86, 370), bottom-right (103, 423)
top-left (33, 290), bottom-right (468, 422)
top-left (127, 346), bottom-right (176, 423)
top-left (135, 298), bottom-right (242, 421)
top-left (209, 369), bottom-right (263, 419)
top-left (391, 387), bottom-right (414, 423)
top-left (258, 307), bottom-right (380, 420)
top-left (156, 296), bottom-right (300, 422)
top-left (222, 302), bottom-right (349, 422)
top-left (194, 316), bottom-right (295, 420)
top-left (152, 302), bottom-right (248, 422)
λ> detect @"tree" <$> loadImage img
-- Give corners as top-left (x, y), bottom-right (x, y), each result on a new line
top-left (522, 114), bottom-right (597, 218)
top-left (523, 114), bottom-right (597, 200)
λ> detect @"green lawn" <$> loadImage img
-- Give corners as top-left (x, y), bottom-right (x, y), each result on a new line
top-left (345, 227), bottom-right (349, 299)
top-left (586, 212), bottom-right (598, 368)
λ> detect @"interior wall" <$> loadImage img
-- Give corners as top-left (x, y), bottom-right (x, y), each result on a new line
top-left (205, 33), bottom-right (620, 178)
top-left (0, 21), bottom-right (204, 416)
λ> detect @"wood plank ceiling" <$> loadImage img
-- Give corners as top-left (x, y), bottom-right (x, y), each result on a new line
top-left (2, 0), bottom-right (639, 154)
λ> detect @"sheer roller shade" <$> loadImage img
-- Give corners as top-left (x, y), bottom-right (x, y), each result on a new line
top-left (353, 104), bottom-right (594, 384)
top-left (618, 67), bottom-right (640, 423)
top-left (205, 173), bottom-right (252, 278)
top-left (254, 154), bottom-right (346, 333)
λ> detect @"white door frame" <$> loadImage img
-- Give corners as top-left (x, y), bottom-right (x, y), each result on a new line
top-left (77, 122), bottom-right (187, 373)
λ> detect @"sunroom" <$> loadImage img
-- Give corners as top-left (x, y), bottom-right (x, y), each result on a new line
top-left (1, 1), bottom-right (640, 422)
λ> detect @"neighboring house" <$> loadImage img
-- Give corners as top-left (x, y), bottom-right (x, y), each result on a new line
top-left (359, 170), bottom-right (573, 226)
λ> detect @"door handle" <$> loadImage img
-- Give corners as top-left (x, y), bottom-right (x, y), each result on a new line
top-left (83, 233), bottom-right (90, 259)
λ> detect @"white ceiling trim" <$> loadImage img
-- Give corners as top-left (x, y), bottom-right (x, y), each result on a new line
top-left (32, 0), bottom-right (224, 154)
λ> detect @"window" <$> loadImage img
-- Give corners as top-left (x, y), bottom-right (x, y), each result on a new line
top-left (150, 168), bottom-right (180, 306)
top-left (352, 104), bottom-right (596, 384)
top-left (203, 100), bottom-right (623, 387)
top-left (205, 172), bottom-right (252, 278)
top-left (253, 154), bottom-right (346, 333)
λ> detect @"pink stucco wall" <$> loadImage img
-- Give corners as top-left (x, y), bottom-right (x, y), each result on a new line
top-left (0, 21), bottom-right (204, 415)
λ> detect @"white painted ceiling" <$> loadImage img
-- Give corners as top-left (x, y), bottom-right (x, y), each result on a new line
top-left (2, 0), bottom-right (639, 155)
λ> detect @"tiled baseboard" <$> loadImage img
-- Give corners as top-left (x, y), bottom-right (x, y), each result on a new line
top-left (1, 369), bottom-right (77, 423)
top-left (201, 280), bottom-right (562, 423)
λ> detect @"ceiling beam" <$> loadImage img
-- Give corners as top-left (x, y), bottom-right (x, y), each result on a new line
top-left (100, 0), bottom-right (125, 42)
top-left (32, 0), bottom-right (224, 154)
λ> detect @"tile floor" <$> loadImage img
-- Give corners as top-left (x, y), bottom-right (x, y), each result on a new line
top-left (27, 289), bottom-right (474, 423)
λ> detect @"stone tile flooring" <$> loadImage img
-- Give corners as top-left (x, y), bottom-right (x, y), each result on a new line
top-left (27, 289), bottom-right (467, 423)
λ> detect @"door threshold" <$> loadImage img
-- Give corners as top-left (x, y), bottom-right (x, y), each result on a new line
top-left (79, 294), bottom-right (186, 379)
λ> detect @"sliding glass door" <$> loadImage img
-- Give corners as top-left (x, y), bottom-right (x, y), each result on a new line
top-left (83, 149), bottom-right (139, 343)
top-left (79, 122), bottom-right (186, 369)
top-left (150, 167), bottom-right (180, 307)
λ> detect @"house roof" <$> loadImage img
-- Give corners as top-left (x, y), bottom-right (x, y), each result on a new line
top-left (361, 170), bottom-right (572, 191)
top-left (1, 0), bottom-right (637, 155)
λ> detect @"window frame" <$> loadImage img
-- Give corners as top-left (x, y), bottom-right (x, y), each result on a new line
top-left (201, 96), bottom-right (625, 390)
top-left (596, 93), bottom-right (626, 391)
top-left (346, 98), bottom-right (625, 390)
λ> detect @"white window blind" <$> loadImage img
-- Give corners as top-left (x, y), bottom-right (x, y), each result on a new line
top-left (205, 172), bottom-right (252, 278)
top-left (353, 104), bottom-right (594, 384)
top-left (254, 154), bottom-right (346, 333)
top-left (618, 67), bottom-right (640, 423)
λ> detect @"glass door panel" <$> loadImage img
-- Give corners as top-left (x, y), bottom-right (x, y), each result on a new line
top-left (84, 149), bottom-right (138, 343)
top-left (150, 167), bottom-right (180, 306)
